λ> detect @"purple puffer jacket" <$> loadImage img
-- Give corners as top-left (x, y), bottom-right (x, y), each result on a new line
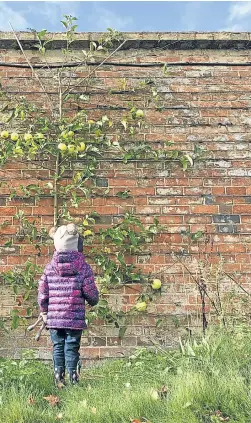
top-left (38, 251), bottom-right (99, 330)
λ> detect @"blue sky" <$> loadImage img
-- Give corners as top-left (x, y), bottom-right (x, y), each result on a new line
top-left (0, 1), bottom-right (251, 32)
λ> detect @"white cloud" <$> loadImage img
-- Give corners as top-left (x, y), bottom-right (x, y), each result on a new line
top-left (88, 4), bottom-right (133, 31)
top-left (228, 1), bottom-right (251, 22)
top-left (0, 2), bottom-right (29, 31)
top-left (220, 1), bottom-right (251, 32)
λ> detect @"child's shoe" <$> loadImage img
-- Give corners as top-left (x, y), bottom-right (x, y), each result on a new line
top-left (69, 369), bottom-right (79, 384)
top-left (54, 367), bottom-right (66, 389)
top-left (69, 360), bottom-right (81, 385)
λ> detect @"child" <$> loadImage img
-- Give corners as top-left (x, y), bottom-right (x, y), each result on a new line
top-left (38, 223), bottom-right (99, 386)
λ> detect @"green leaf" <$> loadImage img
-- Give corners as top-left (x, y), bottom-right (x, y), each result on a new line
top-left (116, 190), bottom-right (131, 199)
top-left (156, 319), bottom-right (162, 327)
top-left (38, 29), bottom-right (47, 38)
top-left (4, 240), bottom-right (12, 247)
top-left (128, 231), bottom-right (137, 247)
top-left (116, 253), bottom-right (125, 266)
top-left (182, 161), bottom-right (188, 171)
top-left (184, 154), bottom-right (193, 166)
top-left (118, 326), bottom-right (127, 339)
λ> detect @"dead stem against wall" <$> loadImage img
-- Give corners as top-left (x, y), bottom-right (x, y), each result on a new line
top-left (1, 32), bottom-right (251, 360)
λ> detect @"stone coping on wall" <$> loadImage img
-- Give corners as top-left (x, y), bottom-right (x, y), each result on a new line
top-left (1, 31), bottom-right (251, 50)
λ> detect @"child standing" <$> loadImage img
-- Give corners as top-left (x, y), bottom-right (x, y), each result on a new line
top-left (38, 223), bottom-right (99, 386)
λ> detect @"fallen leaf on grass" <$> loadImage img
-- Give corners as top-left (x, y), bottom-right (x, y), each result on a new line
top-left (211, 410), bottom-right (230, 422)
top-left (43, 395), bottom-right (60, 407)
top-left (27, 396), bottom-right (36, 405)
top-left (91, 407), bottom-right (97, 414)
top-left (56, 412), bottom-right (63, 420)
top-left (159, 385), bottom-right (168, 399)
top-left (56, 381), bottom-right (65, 390)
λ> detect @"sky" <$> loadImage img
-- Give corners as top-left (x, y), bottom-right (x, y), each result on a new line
top-left (0, 1), bottom-right (251, 33)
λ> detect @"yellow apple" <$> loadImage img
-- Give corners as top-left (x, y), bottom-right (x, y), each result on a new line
top-left (60, 131), bottom-right (68, 138)
top-left (136, 109), bottom-right (144, 118)
top-left (135, 301), bottom-right (147, 312)
top-left (24, 133), bottom-right (33, 142)
top-left (14, 147), bottom-right (23, 155)
top-left (1, 130), bottom-right (9, 138)
top-left (151, 279), bottom-right (162, 290)
top-left (58, 143), bottom-right (67, 151)
top-left (77, 142), bottom-right (86, 152)
top-left (11, 132), bottom-right (19, 141)
top-left (68, 144), bottom-right (75, 153)
top-left (83, 219), bottom-right (89, 226)
top-left (150, 389), bottom-right (159, 401)
top-left (68, 131), bottom-right (74, 137)
top-left (83, 229), bottom-right (93, 237)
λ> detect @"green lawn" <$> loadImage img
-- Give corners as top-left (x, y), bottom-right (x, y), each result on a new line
top-left (1, 329), bottom-right (251, 423)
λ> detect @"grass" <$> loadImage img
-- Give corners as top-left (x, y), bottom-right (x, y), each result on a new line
top-left (1, 328), bottom-right (251, 423)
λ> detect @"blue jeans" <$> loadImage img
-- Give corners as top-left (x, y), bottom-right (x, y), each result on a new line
top-left (50, 329), bottom-right (82, 373)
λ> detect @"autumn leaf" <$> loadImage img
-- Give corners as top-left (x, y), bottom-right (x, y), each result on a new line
top-left (130, 419), bottom-right (151, 423)
top-left (56, 381), bottom-right (65, 390)
top-left (56, 412), bottom-right (63, 420)
top-left (159, 385), bottom-right (168, 399)
top-left (27, 395), bottom-right (36, 405)
top-left (211, 410), bottom-right (230, 422)
top-left (43, 395), bottom-right (60, 406)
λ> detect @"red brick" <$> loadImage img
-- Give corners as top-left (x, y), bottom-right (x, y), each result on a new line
top-left (233, 205), bottom-right (251, 214)
top-left (226, 187), bottom-right (246, 195)
top-left (135, 206), bottom-right (161, 215)
top-left (109, 178), bottom-right (137, 187)
top-left (21, 245), bottom-right (48, 255)
top-left (158, 215), bottom-right (184, 224)
top-left (191, 205), bottom-right (219, 214)
top-left (32, 206), bottom-right (54, 216)
top-left (217, 244), bottom-right (246, 253)
top-left (8, 256), bottom-right (36, 265)
top-left (0, 207), bottom-right (16, 216)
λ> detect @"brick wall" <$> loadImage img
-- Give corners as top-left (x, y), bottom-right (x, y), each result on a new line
top-left (1, 32), bottom-right (251, 363)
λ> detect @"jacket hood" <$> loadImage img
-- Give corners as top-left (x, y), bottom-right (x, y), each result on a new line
top-left (51, 251), bottom-right (85, 276)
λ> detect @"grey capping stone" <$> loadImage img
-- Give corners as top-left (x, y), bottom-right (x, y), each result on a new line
top-left (1, 32), bottom-right (251, 50)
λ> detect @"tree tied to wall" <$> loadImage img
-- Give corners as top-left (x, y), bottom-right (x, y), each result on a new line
top-left (0, 16), bottom-right (203, 333)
